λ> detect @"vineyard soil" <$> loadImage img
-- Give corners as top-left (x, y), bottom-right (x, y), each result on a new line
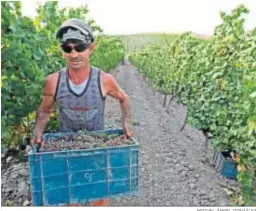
top-left (106, 63), bottom-right (236, 206)
top-left (1, 63), bottom-right (239, 206)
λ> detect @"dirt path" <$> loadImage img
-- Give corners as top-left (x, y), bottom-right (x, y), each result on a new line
top-left (105, 63), bottom-right (229, 206)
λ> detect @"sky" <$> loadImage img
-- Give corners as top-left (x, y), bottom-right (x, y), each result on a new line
top-left (21, 0), bottom-right (256, 35)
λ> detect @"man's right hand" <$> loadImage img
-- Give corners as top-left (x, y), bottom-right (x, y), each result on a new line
top-left (30, 136), bottom-right (43, 148)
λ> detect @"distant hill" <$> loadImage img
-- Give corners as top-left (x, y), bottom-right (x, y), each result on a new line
top-left (110, 31), bottom-right (212, 40)
top-left (109, 31), bottom-right (212, 53)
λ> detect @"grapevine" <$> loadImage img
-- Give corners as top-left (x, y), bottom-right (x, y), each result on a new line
top-left (129, 5), bottom-right (256, 205)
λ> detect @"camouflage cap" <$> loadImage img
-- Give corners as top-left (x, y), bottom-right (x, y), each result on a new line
top-left (56, 18), bottom-right (95, 42)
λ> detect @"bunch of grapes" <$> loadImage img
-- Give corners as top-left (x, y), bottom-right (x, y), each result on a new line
top-left (42, 133), bottom-right (132, 152)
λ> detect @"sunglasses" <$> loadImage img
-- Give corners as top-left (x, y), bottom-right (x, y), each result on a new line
top-left (60, 42), bottom-right (90, 53)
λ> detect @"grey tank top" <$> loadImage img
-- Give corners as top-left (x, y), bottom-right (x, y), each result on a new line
top-left (54, 66), bottom-right (106, 132)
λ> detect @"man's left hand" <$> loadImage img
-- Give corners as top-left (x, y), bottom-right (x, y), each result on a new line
top-left (123, 125), bottom-right (133, 138)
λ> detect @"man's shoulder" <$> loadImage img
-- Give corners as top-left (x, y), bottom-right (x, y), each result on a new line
top-left (101, 72), bottom-right (116, 87)
top-left (46, 67), bottom-right (66, 83)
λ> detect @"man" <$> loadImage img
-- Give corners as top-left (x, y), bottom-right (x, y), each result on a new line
top-left (30, 18), bottom-right (133, 206)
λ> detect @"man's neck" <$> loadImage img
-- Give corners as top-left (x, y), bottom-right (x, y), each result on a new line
top-left (68, 65), bottom-right (91, 85)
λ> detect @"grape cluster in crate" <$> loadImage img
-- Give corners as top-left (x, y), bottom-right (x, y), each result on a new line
top-left (42, 132), bottom-right (132, 152)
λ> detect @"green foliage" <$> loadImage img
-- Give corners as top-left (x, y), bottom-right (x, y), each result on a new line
top-left (91, 35), bottom-right (125, 72)
top-left (1, 1), bottom-right (125, 146)
top-left (130, 4), bottom-right (256, 205)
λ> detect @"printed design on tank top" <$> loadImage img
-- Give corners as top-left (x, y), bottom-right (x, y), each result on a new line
top-left (62, 107), bottom-right (99, 125)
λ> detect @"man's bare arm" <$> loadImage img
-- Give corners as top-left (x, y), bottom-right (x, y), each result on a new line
top-left (31, 74), bottom-right (57, 145)
top-left (104, 74), bottom-right (133, 137)
top-left (33, 97), bottom-right (53, 140)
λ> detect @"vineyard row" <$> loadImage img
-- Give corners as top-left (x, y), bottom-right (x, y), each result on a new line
top-left (129, 5), bottom-right (256, 206)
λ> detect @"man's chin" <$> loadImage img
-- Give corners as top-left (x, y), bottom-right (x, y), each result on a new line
top-left (67, 61), bottom-right (88, 70)
top-left (69, 63), bottom-right (82, 70)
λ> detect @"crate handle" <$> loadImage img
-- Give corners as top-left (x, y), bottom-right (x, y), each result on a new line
top-left (84, 172), bottom-right (93, 182)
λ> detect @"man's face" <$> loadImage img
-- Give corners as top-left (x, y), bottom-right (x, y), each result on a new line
top-left (61, 39), bottom-right (95, 70)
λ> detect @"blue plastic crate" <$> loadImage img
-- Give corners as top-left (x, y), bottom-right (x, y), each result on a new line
top-left (28, 129), bottom-right (139, 206)
top-left (212, 151), bottom-right (238, 179)
top-left (220, 159), bottom-right (238, 179)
